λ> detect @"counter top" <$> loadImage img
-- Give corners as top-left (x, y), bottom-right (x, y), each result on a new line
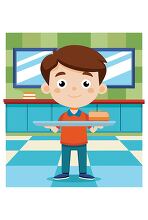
top-left (3, 99), bottom-right (145, 104)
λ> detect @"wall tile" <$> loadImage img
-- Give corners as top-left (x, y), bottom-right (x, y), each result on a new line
top-left (108, 88), bottom-right (126, 99)
top-left (22, 33), bottom-right (41, 47)
top-left (135, 67), bottom-right (142, 83)
top-left (58, 33), bottom-right (91, 48)
top-left (91, 33), bottom-right (108, 47)
top-left (40, 33), bottom-right (58, 47)
top-left (6, 50), bottom-right (13, 67)
top-left (6, 33), bottom-right (22, 50)
top-left (6, 83), bottom-right (23, 98)
top-left (107, 33), bottom-right (126, 47)
top-left (135, 50), bottom-right (142, 67)
top-left (126, 83), bottom-right (142, 99)
top-left (126, 33), bottom-right (142, 50)
top-left (6, 67), bottom-right (13, 83)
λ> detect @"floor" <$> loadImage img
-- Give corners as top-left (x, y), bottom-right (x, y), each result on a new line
top-left (6, 135), bottom-right (142, 187)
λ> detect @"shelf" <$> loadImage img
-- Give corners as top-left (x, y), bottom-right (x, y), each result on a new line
top-left (3, 99), bottom-right (145, 104)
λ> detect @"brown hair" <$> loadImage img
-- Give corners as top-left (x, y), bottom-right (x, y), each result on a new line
top-left (40, 45), bottom-right (107, 84)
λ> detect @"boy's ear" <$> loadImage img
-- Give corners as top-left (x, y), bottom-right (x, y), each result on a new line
top-left (98, 83), bottom-right (107, 94)
top-left (41, 82), bottom-right (50, 94)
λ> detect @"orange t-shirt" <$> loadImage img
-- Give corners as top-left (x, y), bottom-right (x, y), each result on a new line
top-left (58, 109), bottom-right (90, 146)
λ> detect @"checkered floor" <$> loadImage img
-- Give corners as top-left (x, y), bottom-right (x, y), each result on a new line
top-left (6, 135), bottom-right (142, 187)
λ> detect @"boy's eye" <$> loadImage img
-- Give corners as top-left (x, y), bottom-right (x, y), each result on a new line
top-left (81, 79), bottom-right (91, 88)
top-left (57, 79), bottom-right (67, 88)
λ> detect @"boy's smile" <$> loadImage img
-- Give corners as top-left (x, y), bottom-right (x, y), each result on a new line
top-left (68, 94), bottom-right (81, 98)
top-left (47, 62), bottom-right (100, 108)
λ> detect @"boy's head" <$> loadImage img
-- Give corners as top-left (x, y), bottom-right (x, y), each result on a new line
top-left (41, 45), bottom-right (107, 108)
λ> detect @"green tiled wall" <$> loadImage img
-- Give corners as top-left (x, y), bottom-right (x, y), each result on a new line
top-left (6, 32), bottom-right (142, 99)
top-left (58, 33), bottom-right (91, 47)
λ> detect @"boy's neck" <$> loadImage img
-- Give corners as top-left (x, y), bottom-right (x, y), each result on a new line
top-left (70, 107), bottom-right (78, 110)
top-left (70, 107), bottom-right (79, 114)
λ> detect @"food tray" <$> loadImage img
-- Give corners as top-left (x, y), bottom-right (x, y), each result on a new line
top-left (33, 121), bottom-right (116, 127)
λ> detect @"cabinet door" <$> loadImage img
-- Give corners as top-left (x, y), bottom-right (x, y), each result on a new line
top-left (28, 104), bottom-right (52, 132)
top-left (97, 104), bottom-right (120, 132)
top-left (121, 104), bottom-right (142, 132)
top-left (52, 104), bottom-right (68, 120)
top-left (80, 104), bottom-right (98, 114)
top-left (6, 104), bottom-right (27, 132)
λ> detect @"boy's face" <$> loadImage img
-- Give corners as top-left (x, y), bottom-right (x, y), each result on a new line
top-left (42, 63), bottom-right (107, 108)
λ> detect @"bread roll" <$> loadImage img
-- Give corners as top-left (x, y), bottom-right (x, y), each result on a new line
top-left (89, 111), bottom-right (110, 121)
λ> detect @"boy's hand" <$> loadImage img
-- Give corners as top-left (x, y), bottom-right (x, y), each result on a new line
top-left (95, 125), bottom-right (103, 129)
top-left (44, 126), bottom-right (59, 133)
top-left (44, 126), bottom-right (53, 129)
top-left (89, 125), bottom-right (103, 133)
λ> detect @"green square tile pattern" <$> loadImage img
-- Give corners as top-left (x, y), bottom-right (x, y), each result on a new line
top-left (6, 50), bottom-right (13, 67)
top-left (6, 33), bottom-right (142, 99)
top-left (40, 33), bottom-right (57, 47)
top-left (126, 33), bottom-right (142, 50)
top-left (58, 33), bottom-right (91, 47)
top-left (135, 67), bottom-right (142, 83)
top-left (6, 67), bottom-right (13, 83)
top-left (22, 33), bottom-right (41, 47)
top-left (6, 33), bottom-right (22, 50)
top-left (126, 83), bottom-right (142, 99)
top-left (108, 88), bottom-right (126, 99)
top-left (91, 33), bottom-right (108, 47)
top-left (107, 33), bottom-right (126, 47)
top-left (135, 50), bottom-right (142, 67)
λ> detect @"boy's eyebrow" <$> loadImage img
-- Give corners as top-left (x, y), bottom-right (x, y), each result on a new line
top-left (55, 72), bottom-right (66, 77)
top-left (82, 71), bottom-right (93, 77)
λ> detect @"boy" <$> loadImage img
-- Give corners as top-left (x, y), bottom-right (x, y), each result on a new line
top-left (41, 45), bottom-right (107, 180)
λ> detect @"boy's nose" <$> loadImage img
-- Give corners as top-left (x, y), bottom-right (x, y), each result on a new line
top-left (72, 86), bottom-right (77, 91)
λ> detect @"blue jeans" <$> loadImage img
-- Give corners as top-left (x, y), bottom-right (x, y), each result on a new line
top-left (62, 144), bottom-right (87, 174)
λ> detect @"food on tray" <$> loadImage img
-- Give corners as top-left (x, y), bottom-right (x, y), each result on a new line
top-left (89, 111), bottom-right (110, 121)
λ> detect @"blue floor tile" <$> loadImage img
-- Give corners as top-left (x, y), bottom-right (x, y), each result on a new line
top-left (91, 166), bottom-right (142, 187)
top-left (121, 140), bottom-right (142, 151)
top-left (30, 136), bottom-right (60, 140)
top-left (88, 151), bottom-right (142, 166)
top-left (7, 151), bottom-right (61, 166)
top-left (51, 166), bottom-right (97, 187)
top-left (88, 136), bottom-right (117, 140)
top-left (6, 166), bottom-right (57, 187)
top-left (6, 140), bottom-right (28, 151)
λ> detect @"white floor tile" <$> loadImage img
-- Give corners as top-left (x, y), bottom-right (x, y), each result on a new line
top-left (21, 140), bottom-right (61, 151)
top-left (6, 136), bottom-right (31, 140)
top-left (6, 151), bottom-right (18, 163)
top-left (71, 151), bottom-right (78, 166)
top-left (116, 136), bottom-right (142, 140)
top-left (131, 150), bottom-right (142, 163)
